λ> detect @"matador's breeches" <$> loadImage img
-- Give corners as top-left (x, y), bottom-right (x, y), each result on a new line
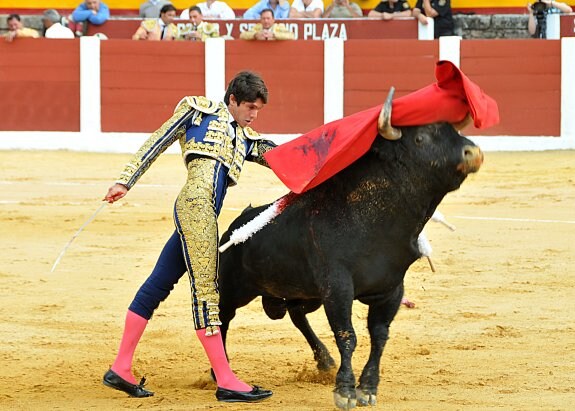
top-left (175, 158), bottom-right (223, 331)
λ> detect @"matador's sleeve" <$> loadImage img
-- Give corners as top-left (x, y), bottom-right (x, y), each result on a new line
top-left (116, 99), bottom-right (195, 189)
top-left (244, 127), bottom-right (277, 169)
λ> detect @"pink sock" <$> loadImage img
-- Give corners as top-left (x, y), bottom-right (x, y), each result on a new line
top-left (110, 310), bottom-right (148, 385)
top-left (196, 327), bottom-right (252, 392)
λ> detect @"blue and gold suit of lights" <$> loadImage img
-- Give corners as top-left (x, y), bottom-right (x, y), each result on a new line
top-left (116, 96), bottom-right (276, 331)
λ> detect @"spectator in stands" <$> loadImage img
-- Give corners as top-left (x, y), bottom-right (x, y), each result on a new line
top-left (243, 0), bottom-right (290, 19)
top-left (290, 0), bottom-right (324, 18)
top-left (323, 0), bottom-right (362, 18)
top-left (183, 0), bottom-right (235, 20)
top-left (132, 4), bottom-right (179, 40)
top-left (3, 14), bottom-right (39, 42)
top-left (182, 6), bottom-right (220, 41)
top-left (527, 0), bottom-right (572, 37)
top-left (412, 0), bottom-right (454, 38)
top-left (240, 8), bottom-right (294, 39)
top-left (140, 0), bottom-right (173, 18)
top-left (368, 0), bottom-right (411, 19)
top-left (42, 9), bottom-right (75, 39)
top-left (72, 0), bottom-right (110, 25)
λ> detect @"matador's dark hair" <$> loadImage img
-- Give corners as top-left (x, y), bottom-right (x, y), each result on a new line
top-left (160, 4), bottom-right (177, 15)
top-left (224, 71), bottom-right (268, 105)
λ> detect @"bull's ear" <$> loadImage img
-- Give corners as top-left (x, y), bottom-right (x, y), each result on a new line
top-left (452, 112), bottom-right (472, 133)
top-left (378, 87), bottom-right (402, 140)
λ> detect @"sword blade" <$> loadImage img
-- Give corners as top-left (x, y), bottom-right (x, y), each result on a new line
top-left (50, 202), bottom-right (107, 273)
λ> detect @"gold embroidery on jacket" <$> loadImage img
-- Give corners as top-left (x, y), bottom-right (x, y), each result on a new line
top-left (175, 158), bottom-right (221, 330)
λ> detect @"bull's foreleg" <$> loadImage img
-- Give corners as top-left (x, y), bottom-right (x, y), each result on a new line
top-left (356, 285), bottom-right (404, 407)
top-left (287, 299), bottom-right (336, 371)
top-left (323, 285), bottom-right (358, 410)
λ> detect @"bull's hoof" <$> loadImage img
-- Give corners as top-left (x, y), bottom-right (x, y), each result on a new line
top-left (356, 388), bottom-right (377, 407)
top-left (334, 391), bottom-right (357, 410)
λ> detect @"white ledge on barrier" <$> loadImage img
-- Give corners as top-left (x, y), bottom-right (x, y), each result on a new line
top-left (418, 17), bottom-right (434, 40)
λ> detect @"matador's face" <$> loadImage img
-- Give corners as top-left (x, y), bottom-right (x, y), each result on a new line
top-left (228, 95), bottom-right (265, 128)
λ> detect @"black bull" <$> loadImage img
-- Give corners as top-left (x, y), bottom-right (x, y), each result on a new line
top-left (217, 118), bottom-right (483, 408)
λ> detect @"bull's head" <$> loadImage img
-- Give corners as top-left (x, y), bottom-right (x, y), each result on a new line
top-left (377, 87), bottom-right (402, 141)
top-left (377, 88), bottom-right (474, 140)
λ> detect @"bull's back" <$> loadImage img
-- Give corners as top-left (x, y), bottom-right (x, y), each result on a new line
top-left (220, 204), bottom-right (321, 300)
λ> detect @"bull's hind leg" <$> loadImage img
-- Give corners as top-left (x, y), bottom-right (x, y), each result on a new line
top-left (322, 283), bottom-right (358, 410)
top-left (356, 285), bottom-right (404, 407)
top-left (287, 299), bottom-right (336, 371)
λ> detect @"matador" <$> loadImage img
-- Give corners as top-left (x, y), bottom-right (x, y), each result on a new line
top-left (102, 72), bottom-right (275, 403)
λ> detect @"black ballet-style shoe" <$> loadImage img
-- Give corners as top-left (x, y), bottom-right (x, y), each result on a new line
top-left (103, 369), bottom-right (154, 398)
top-left (215, 385), bottom-right (273, 402)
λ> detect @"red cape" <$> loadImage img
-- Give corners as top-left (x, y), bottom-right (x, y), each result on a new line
top-left (264, 60), bottom-right (499, 194)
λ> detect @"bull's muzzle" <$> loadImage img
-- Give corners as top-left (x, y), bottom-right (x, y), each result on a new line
top-left (458, 145), bottom-right (483, 174)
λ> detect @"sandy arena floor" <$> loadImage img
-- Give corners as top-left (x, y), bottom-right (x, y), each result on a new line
top-left (0, 149), bottom-right (573, 410)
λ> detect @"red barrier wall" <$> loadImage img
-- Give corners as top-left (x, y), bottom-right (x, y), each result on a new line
top-left (100, 39), bottom-right (205, 132)
top-left (560, 14), bottom-right (575, 38)
top-left (344, 40), bottom-right (439, 116)
top-left (0, 39), bottom-right (564, 136)
top-left (0, 39), bottom-right (80, 131)
top-left (461, 40), bottom-right (561, 136)
top-left (226, 41), bottom-right (324, 133)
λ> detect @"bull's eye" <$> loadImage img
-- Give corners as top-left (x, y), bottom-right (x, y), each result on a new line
top-left (415, 135), bottom-right (424, 145)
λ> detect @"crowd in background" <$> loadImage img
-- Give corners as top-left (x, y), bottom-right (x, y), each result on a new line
top-left (2, 0), bottom-right (573, 42)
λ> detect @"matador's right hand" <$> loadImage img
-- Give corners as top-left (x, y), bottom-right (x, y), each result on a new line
top-left (104, 183), bottom-right (128, 203)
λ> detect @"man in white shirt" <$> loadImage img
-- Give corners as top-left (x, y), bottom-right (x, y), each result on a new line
top-left (42, 9), bottom-right (75, 39)
top-left (290, 0), bottom-right (324, 18)
top-left (181, 0), bottom-right (235, 19)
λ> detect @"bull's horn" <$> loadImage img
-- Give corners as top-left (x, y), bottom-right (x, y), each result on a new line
top-left (378, 87), bottom-right (402, 140)
top-left (453, 112), bottom-right (472, 132)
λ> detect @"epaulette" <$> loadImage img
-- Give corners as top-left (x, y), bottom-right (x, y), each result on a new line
top-left (141, 19), bottom-right (157, 31)
top-left (273, 23), bottom-right (288, 33)
top-left (204, 22), bottom-right (220, 35)
top-left (174, 96), bottom-right (219, 114)
top-left (242, 126), bottom-right (262, 140)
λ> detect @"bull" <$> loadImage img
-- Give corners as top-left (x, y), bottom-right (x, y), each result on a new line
top-left (216, 89), bottom-right (483, 409)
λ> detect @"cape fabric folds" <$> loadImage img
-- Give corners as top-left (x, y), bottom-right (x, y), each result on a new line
top-left (264, 60), bottom-right (500, 194)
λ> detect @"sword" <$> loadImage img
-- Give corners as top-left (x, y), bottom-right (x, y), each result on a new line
top-left (50, 202), bottom-right (107, 273)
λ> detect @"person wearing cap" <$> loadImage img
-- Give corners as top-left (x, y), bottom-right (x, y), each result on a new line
top-left (42, 10), bottom-right (75, 39)
top-left (132, 3), bottom-right (179, 40)
top-left (3, 14), bottom-right (39, 42)
top-left (240, 8), bottom-right (294, 40)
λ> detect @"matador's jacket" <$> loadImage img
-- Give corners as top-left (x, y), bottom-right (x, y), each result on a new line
top-left (116, 96), bottom-right (276, 331)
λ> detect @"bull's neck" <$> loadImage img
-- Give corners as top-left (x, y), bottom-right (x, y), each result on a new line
top-left (331, 154), bottom-right (447, 238)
